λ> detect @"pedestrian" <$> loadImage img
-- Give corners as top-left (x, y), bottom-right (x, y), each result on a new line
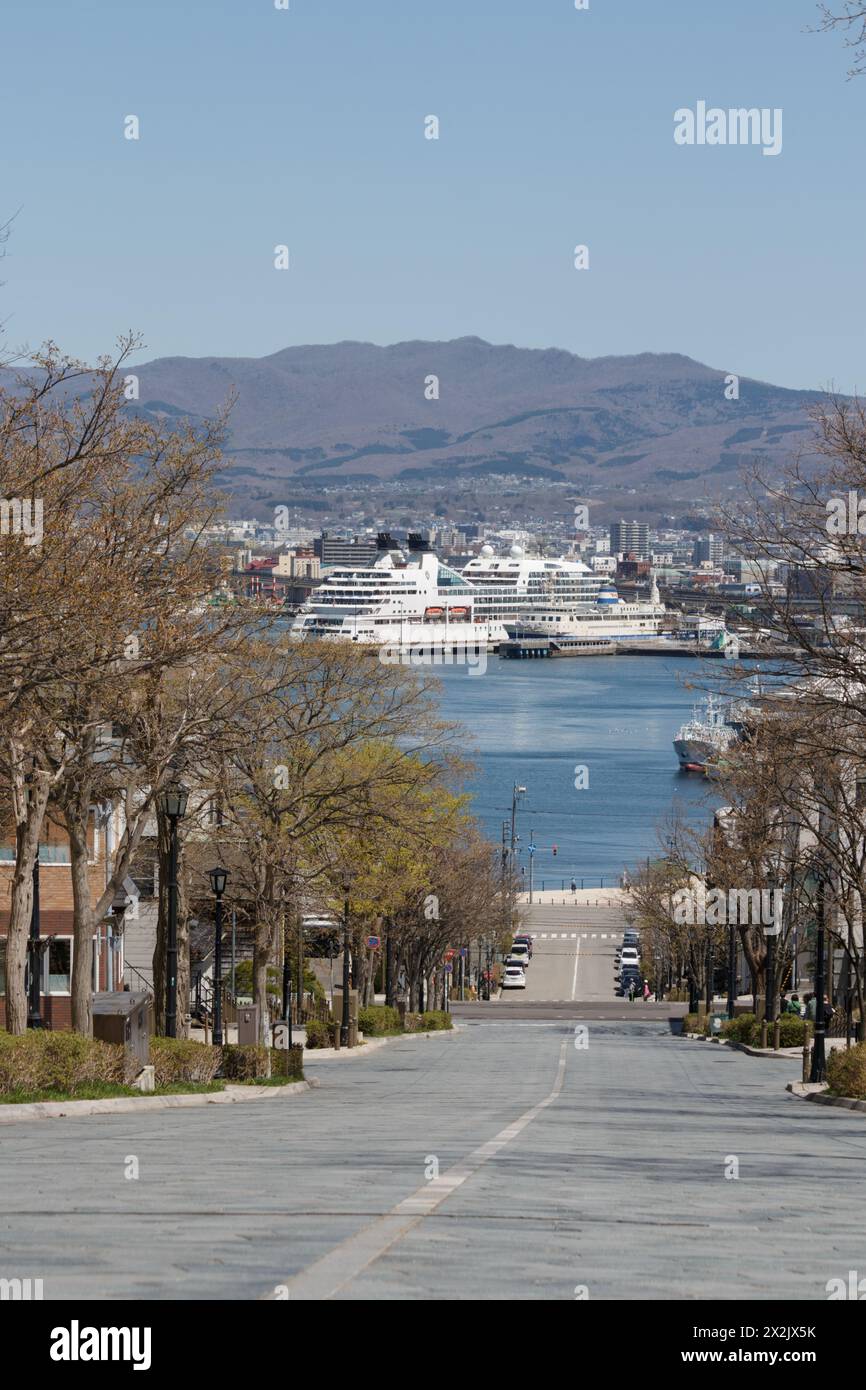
top-left (570, 879), bottom-right (577, 894)
top-left (789, 993), bottom-right (802, 1017)
top-left (805, 992), bottom-right (816, 1021)
top-left (642, 980), bottom-right (650, 1001)
top-left (628, 980), bottom-right (635, 1003)
top-left (823, 994), bottom-right (835, 1030)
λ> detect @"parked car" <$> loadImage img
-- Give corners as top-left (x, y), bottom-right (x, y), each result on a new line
top-left (502, 965), bottom-right (527, 990)
top-left (507, 943), bottom-right (531, 967)
top-left (619, 947), bottom-right (640, 967)
top-left (513, 934), bottom-right (534, 959)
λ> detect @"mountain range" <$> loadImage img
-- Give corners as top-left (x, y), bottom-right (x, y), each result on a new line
top-left (119, 337), bottom-right (825, 507)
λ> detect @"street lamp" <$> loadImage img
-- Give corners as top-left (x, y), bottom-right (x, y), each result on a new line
top-left (341, 869), bottom-right (353, 1047)
top-left (762, 871), bottom-right (777, 1050)
top-left (159, 779), bottom-right (188, 1038)
top-left (810, 864), bottom-right (828, 1084)
top-left (208, 866), bottom-right (228, 1046)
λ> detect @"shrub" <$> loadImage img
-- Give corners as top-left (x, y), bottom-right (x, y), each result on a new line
top-left (304, 1019), bottom-right (332, 1049)
top-left (270, 1044), bottom-right (304, 1081)
top-left (772, 1014), bottom-right (807, 1048)
top-left (358, 1005), bottom-right (402, 1036)
top-left (827, 1043), bottom-right (866, 1099)
top-left (0, 1031), bottom-right (128, 1095)
top-left (149, 1037), bottom-right (221, 1087)
top-left (221, 1043), bottom-right (269, 1080)
top-left (682, 1013), bottom-right (702, 1035)
top-left (403, 1012), bottom-right (424, 1033)
top-left (420, 1011), bottom-right (453, 1031)
top-left (721, 1013), bottom-right (756, 1044)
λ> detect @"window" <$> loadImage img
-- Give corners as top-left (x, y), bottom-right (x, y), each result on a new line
top-left (43, 938), bottom-right (71, 994)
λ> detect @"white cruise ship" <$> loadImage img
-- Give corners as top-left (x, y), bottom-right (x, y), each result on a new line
top-left (511, 576), bottom-right (667, 642)
top-left (461, 544), bottom-right (603, 623)
top-left (290, 534), bottom-right (508, 651)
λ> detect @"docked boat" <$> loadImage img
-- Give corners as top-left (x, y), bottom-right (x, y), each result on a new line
top-left (290, 533), bottom-right (508, 652)
top-left (673, 693), bottom-right (739, 772)
top-left (503, 574), bottom-right (668, 644)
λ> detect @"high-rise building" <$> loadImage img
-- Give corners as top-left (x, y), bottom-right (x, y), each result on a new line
top-left (692, 534), bottom-right (726, 566)
top-left (609, 521), bottom-right (649, 558)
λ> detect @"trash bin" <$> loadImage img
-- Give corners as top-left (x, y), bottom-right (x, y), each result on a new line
top-left (92, 991), bottom-right (151, 1069)
top-left (709, 1013), bottom-right (726, 1035)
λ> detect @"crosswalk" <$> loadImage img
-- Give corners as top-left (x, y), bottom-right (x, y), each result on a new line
top-left (529, 932), bottom-right (615, 940)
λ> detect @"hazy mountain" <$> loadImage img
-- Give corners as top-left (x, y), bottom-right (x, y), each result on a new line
top-left (117, 337), bottom-right (826, 503)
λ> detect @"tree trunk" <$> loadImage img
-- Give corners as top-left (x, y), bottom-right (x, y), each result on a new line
top-left (6, 775), bottom-right (50, 1034)
top-left (67, 817), bottom-right (95, 1036)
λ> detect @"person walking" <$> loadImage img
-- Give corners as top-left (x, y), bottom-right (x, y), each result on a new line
top-left (627, 980), bottom-right (636, 1003)
top-left (642, 979), bottom-right (651, 1002)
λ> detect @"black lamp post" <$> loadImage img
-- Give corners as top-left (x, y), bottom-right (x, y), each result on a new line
top-left (764, 873), bottom-right (777, 1048)
top-left (280, 889), bottom-right (292, 1048)
top-left (208, 866), bottom-right (228, 1046)
top-left (159, 779), bottom-right (188, 1038)
top-left (810, 869), bottom-right (828, 1083)
top-left (341, 870), bottom-right (353, 1047)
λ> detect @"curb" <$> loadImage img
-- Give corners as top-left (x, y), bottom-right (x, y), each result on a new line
top-left (303, 1026), bottom-right (461, 1062)
top-left (683, 1034), bottom-right (802, 1060)
top-left (791, 1088), bottom-right (866, 1114)
top-left (0, 1077), bottom-right (318, 1125)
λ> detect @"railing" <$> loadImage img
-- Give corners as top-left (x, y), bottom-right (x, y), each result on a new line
top-left (538, 877), bottom-right (611, 892)
top-left (123, 962), bottom-right (153, 996)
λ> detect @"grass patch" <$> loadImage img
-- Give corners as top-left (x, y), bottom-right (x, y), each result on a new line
top-left (0, 1081), bottom-right (141, 1104)
top-left (240, 1075), bottom-right (304, 1088)
top-left (155, 1081), bottom-right (225, 1095)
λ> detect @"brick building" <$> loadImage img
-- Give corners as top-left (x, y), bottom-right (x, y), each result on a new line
top-left (0, 810), bottom-right (123, 1030)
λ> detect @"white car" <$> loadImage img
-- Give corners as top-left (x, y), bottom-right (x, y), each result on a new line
top-left (501, 965), bottom-right (527, 990)
top-left (507, 944), bottom-right (531, 967)
top-left (619, 947), bottom-right (640, 968)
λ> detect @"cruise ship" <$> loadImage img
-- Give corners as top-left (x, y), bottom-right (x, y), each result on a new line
top-left (290, 534), bottom-right (508, 651)
top-left (460, 544), bottom-right (604, 623)
top-left (507, 581), bottom-right (668, 642)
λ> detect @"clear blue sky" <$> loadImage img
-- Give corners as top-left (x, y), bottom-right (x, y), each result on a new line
top-left (2, 0), bottom-right (863, 391)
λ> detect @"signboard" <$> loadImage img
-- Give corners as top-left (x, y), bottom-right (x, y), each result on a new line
top-left (367, 935), bottom-right (381, 950)
top-left (444, 949), bottom-right (454, 960)
top-left (443, 963), bottom-right (452, 973)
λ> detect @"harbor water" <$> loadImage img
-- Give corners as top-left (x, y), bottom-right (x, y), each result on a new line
top-left (432, 654), bottom-right (720, 884)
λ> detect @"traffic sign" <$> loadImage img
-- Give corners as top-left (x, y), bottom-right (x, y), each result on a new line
top-left (367, 935), bottom-right (380, 949)
top-left (443, 963), bottom-right (453, 973)
top-left (444, 949), bottom-right (454, 960)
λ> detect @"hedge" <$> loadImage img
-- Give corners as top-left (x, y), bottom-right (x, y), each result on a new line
top-left (420, 1011), bottom-right (453, 1031)
top-left (719, 1012), bottom-right (807, 1048)
top-left (270, 1044), bottom-right (304, 1081)
top-left (149, 1037), bottom-right (222, 1087)
top-left (827, 1043), bottom-right (866, 1099)
top-left (0, 1031), bottom-right (130, 1096)
top-left (304, 1019), bottom-right (332, 1049)
top-left (358, 1005), bottom-right (401, 1036)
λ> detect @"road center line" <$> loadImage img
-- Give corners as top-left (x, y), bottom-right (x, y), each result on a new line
top-left (571, 932), bottom-right (581, 1002)
top-left (267, 1041), bottom-right (568, 1301)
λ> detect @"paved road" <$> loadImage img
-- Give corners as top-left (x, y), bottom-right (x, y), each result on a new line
top-left (2, 1022), bottom-right (864, 1300)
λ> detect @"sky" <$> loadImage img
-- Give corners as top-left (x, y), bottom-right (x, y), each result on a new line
top-left (1, 0), bottom-right (863, 392)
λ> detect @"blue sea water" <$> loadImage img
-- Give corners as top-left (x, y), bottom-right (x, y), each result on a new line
top-left (431, 654), bottom-right (720, 884)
